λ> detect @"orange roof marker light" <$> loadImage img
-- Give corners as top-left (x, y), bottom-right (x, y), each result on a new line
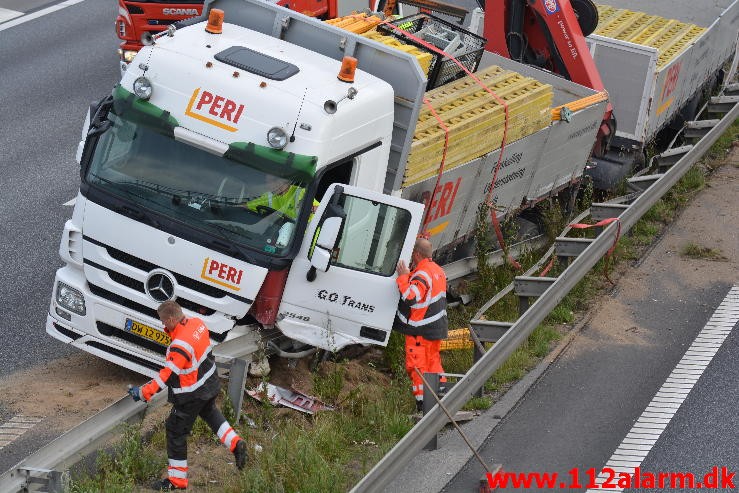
top-left (337, 56), bottom-right (357, 83)
top-left (205, 9), bottom-right (224, 34)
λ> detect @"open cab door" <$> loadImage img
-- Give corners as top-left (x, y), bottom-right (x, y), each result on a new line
top-left (278, 184), bottom-right (424, 351)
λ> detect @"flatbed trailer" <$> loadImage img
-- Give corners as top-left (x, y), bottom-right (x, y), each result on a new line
top-left (586, 0), bottom-right (739, 186)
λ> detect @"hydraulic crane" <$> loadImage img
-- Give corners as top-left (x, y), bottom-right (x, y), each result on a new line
top-left (484, 0), bottom-right (615, 158)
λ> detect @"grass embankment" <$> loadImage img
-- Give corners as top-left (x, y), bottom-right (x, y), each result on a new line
top-left (69, 119), bottom-right (738, 492)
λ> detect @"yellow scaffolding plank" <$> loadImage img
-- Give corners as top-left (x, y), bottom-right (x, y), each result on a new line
top-left (360, 28), bottom-right (434, 75)
top-left (325, 13), bottom-right (383, 33)
top-left (595, 5), bottom-right (706, 68)
top-left (401, 63), bottom-right (557, 187)
top-left (440, 328), bottom-right (474, 351)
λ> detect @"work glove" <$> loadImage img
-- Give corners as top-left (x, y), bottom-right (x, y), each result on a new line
top-left (128, 385), bottom-right (143, 402)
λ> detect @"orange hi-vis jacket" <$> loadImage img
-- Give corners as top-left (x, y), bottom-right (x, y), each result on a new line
top-left (141, 317), bottom-right (220, 405)
top-left (394, 258), bottom-right (448, 341)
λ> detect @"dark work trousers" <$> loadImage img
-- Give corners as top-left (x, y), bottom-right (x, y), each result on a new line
top-left (166, 395), bottom-right (228, 460)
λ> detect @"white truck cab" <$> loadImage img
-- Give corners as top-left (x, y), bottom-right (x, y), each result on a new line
top-left (47, 13), bottom-right (424, 376)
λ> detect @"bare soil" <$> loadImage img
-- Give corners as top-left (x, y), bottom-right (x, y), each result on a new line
top-left (0, 352), bottom-right (144, 433)
top-left (564, 144), bottom-right (739, 359)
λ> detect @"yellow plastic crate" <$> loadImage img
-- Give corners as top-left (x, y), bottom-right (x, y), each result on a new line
top-left (360, 28), bottom-right (433, 76)
top-left (325, 13), bottom-right (382, 34)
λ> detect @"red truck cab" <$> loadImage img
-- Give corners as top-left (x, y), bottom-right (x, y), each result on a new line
top-left (117, 0), bottom-right (204, 72)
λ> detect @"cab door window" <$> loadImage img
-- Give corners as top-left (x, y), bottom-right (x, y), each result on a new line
top-left (332, 194), bottom-right (412, 276)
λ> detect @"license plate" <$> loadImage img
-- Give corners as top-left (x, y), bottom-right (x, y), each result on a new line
top-left (124, 319), bottom-right (171, 347)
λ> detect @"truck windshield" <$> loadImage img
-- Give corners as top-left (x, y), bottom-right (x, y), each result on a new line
top-left (85, 104), bottom-right (316, 256)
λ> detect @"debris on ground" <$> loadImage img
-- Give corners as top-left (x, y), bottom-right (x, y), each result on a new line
top-left (247, 382), bottom-right (335, 414)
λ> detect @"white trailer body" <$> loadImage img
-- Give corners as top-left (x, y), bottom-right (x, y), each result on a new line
top-left (586, 0), bottom-right (739, 145)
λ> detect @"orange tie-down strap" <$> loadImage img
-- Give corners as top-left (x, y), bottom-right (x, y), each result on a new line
top-left (551, 91), bottom-right (609, 121)
top-left (569, 217), bottom-right (621, 284)
top-left (377, 17), bottom-right (520, 269)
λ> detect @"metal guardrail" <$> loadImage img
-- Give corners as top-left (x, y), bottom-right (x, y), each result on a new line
top-left (349, 80), bottom-right (739, 493)
top-left (0, 392), bottom-right (166, 493)
top-left (444, 236), bottom-right (549, 282)
top-left (0, 355), bottom-right (249, 493)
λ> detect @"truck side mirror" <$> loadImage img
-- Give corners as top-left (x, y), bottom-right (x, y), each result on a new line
top-left (315, 216), bottom-right (342, 250)
top-left (78, 96), bottom-right (113, 166)
top-left (307, 216), bottom-right (343, 279)
top-left (310, 247), bottom-right (332, 273)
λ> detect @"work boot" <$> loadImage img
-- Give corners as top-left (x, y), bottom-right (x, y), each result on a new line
top-left (416, 400), bottom-right (424, 413)
top-left (234, 439), bottom-right (248, 470)
top-left (150, 478), bottom-right (185, 491)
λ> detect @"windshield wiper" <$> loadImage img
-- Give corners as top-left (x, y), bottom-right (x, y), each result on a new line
top-left (89, 175), bottom-right (161, 227)
top-left (167, 196), bottom-right (258, 264)
top-left (117, 203), bottom-right (157, 227)
top-left (204, 222), bottom-right (257, 265)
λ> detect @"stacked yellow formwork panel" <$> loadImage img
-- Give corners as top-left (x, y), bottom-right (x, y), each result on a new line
top-left (324, 12), bottom-right (383, 34)
top-left (325, 17), bottom-right (433, 75)
top-left (404, 65), bottom-right (553, 187)
top-left (440, 328), bottom-right (474, 351)
top-left (594, 5), bottom-right (706, 69)
top-left (327, 20), bottom-right (554, 188)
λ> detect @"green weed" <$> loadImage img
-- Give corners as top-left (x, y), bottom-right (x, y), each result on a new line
top-left (69, 426), bottom-right (160, 493)
top-left (463, 396), bottom-right (492, 411)
top-left (681, 242), bottom-right (727, 260)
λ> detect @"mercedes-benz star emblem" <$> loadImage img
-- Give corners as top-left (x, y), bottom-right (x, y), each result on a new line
top-left (145, 271), bottom-right (176, 302)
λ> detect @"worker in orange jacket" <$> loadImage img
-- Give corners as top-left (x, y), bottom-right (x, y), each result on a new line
top-left (128, 300), bottom-right (247, 491)
top-left (394, 237), bottom-right (448, 411)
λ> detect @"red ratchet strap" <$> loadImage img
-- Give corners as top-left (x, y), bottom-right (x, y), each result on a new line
top-left (420, 98), bottom-right (449, 234)
top-left (379, 19), bottom-right (520, 269)
top-left (538, 256), bottom-right (556, 277)
top-left (569, 217), bottom-right (621, 284)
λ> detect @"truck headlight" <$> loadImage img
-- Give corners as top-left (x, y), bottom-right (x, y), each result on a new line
top-left (56, 282), bottom-right (86, 316)
top-left (267, 127), bottom-right (288, 149)
top-left (122, 50), bottom-right (137, 63)
top-left (133, 76), bottom-right (153, 100)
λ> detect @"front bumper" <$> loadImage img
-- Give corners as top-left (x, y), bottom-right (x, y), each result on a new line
top-left (47, 265), bottom-right (167, 377)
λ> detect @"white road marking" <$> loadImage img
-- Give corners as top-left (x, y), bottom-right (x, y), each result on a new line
top-left (0, 0), bottom-right (86, 32)
top-left (0, 7), bottom-right (23, 23)
top-left (0, 415), bottom-right (44, 450)
top-left (63, 198), bottom-right (76, 206)
top-left (586, 285), bottom-right (739, 492)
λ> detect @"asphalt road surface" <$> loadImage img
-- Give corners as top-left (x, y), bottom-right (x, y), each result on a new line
top-left (0, 0), bottom-right (120, 375)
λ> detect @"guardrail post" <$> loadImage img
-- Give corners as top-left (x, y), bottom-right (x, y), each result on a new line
top-left (469, 321), bottom-right (513, 397)
top-left (514, 277), bottom-right (557, 316)
top-left (472, 341), bottom-right (485, 398)
top-left (227, 358), bottom-right (248, 424)
top-left (422, 373), bottom-right (440, 451)
top-left (48, 469), bottom-right (64, 493)
top-left (15, 467), bottom-right (66, 493)
top-left (518, 296), bottom-right (529, 317)
top-left (627, 174), bottom-right (664, 193)
top-left (708, 95), bottom-right (739, 115)
top-left (652, 145), bottom-right (693, 169)
top-left (554, 237), bottom-right (595, 268)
